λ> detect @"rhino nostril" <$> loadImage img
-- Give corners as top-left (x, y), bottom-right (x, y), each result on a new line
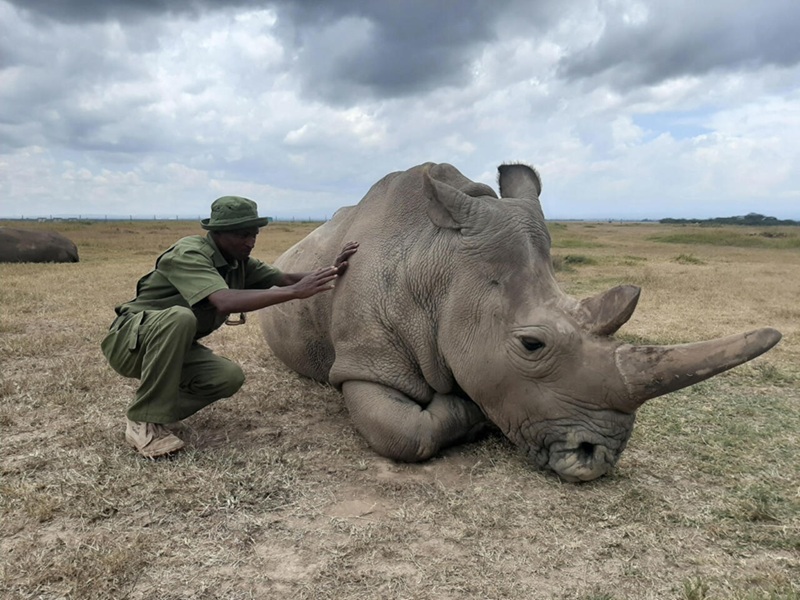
top-left (577, 442), bottom-right (595, 460)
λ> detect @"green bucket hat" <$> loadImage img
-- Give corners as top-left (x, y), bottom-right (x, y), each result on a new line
top-left (201, 196), bottom-right (270, 231)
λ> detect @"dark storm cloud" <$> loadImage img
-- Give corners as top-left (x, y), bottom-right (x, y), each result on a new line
top-left (6, 0), bottom-right (526, 102)
top-left (560, 0), bottom-right (800, 89)
top-left (0, 6), bottom-right (162, 154)
top-left (4, 0), bottom-right (260, 23)
top-left (267, 0), bottom-right (515, 101)
top-left (13, 0), bottom-right (800, 98)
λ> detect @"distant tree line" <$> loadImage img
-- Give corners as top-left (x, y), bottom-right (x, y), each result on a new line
top-left (660, 213), bottom-right (799, 226)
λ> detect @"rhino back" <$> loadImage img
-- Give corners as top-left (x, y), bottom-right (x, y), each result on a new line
top-left (262, 163), bottom-right (470, 397)
top-left (0, 228), bottom-right (79, 263)
top-left (261, 204), bottom-right (360, 380)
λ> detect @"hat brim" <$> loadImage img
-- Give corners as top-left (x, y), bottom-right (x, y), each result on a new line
top-left (201, 217), bottom-right (271, 231)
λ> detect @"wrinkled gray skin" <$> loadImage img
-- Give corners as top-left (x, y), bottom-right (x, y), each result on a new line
top-left (0, 228), bottom-right (79, 263)
top-left (261, 163), bottom-right (781, 482)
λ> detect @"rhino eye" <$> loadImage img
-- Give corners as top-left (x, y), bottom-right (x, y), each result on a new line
top-left (520, 337), bottom-right (546, 352)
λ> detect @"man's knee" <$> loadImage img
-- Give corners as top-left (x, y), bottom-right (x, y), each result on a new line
top-left (141, 306), bottom-right (197, 347)
top-left (218, 360), bottom-right (245, 397)
top-left (163, 306), bottom-right (197, 333)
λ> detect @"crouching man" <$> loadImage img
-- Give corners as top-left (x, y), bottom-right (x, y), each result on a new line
top-left (101, 196), bottom-right (358, 458)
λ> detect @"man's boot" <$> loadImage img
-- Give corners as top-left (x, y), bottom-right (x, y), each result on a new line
top-left (126, 419), bottom-right (185, 458)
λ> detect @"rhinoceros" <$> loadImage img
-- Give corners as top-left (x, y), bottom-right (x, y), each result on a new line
top-left (260, 162), bottom-right (781, 481)
top-left (0, 227), bottom-right (79, 263)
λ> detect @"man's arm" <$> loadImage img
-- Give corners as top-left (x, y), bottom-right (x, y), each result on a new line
top-left (209, 241), bottom-right (359, 315)
top-left (208, 266), bottom-right (338, 314)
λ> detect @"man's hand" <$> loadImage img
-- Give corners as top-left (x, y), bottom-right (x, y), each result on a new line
top-left (333, 241), bottom-right (359, 275)
top-left (290, 266), bottom-right (339, 299)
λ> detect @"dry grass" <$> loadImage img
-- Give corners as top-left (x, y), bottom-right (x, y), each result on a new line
top-left (1, 219), bottom-right (798, 600)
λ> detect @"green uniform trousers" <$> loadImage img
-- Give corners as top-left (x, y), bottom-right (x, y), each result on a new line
top-left (101, 306), bottom-right (245, 423)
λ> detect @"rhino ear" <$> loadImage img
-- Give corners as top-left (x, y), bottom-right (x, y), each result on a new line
top-left (498, 163), bottom-right (542, 199)
top-left (424, 166), bottom-right (477, 230)
top-left (576, 285), bottom-right (641, 335)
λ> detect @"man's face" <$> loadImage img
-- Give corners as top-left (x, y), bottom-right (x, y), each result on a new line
top-left (214, 227), bottom-right (260, 261)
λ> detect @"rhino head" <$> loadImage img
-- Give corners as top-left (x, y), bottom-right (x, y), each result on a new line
top-left (425, 163), bottom-right (781, 482)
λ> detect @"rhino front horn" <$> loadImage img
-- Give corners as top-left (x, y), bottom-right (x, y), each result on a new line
top-left (615, 327), bottom-right (782, 410)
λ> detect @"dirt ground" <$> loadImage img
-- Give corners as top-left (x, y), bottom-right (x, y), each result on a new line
top-left (1, 220), bottom-right (798, 599)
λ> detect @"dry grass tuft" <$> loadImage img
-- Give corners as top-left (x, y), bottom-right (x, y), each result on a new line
top-left (1, 219), bottom-right (798, 599)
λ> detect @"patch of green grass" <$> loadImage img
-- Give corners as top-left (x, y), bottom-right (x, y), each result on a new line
top-left (733, 362), bottom-right (798, 386)
top-left (613, 331), bottom-right (672, 347)
top-left (673, 253), bottom-right (706, 265)
top-left (754, 363), bottom-right (797, 385)
top-left (551, 254), bottom-right (599, 273)
top-left (564, 254), bottom-right (598, 266)
top-left (619, 255), bottom-right (647, 266)
top-left (650, 230), bottom-right (800, 249)
top-left (552, 238), bottom-right (605, 249)
top-left (683, 577), bottom-right (711, 600)
top-left (680, 574), bottom-right (800, 599)
top-left (730, 484), bottom-right (787, 523)
top-left (551, 255), bottom-right (569, 273)
top-left (735, 589), bottom-right (800, 600)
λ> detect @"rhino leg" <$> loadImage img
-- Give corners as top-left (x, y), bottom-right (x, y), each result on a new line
top-left (341, 381), bottom-right (487, 462)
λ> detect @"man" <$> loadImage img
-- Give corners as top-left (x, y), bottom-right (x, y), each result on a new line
top-left (101, 196), bottom-right (358, 458)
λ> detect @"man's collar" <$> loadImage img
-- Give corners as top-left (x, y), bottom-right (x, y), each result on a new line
top-left (205, 233), bottom-right (238, 269)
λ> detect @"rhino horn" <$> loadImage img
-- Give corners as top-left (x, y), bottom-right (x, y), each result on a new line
top-left (615, 328), bottom-right (782, 411)
top-left (577, 285), bottom-right (641, 335)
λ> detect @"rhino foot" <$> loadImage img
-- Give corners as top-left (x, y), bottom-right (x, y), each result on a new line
top-left (341, 380), bottom-right (487, 463)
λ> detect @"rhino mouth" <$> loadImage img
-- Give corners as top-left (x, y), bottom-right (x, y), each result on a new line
top-left (543, 440), bottom-right (619, 482)
top-left (508, 410), bottom-right (636, 482)
top-left (521, 415), bottom-right (634, 482)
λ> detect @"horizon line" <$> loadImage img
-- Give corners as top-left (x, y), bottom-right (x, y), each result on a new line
top-left (2, 213), bottom-right (799, 223)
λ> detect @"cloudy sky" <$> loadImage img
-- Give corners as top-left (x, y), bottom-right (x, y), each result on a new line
top-left (1, 0), bottom-right (799, 221)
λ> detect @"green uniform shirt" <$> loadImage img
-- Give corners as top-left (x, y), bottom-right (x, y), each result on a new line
top-left (114, 233), bottom-right (283, 339)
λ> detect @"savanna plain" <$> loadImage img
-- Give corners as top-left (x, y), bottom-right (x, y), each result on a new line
top-left (1, 219), bottom-right (798, 600)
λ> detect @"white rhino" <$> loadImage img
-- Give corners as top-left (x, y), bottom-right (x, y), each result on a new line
top-left (0, 227), bottom-right (79, 263)
top-left (260, 162), bottom-right (781, 482)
